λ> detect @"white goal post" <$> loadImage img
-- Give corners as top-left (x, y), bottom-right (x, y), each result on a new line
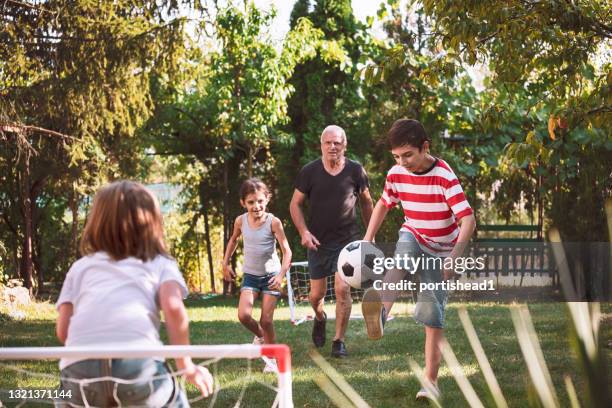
top-left (0, 344), bottom-right (293, 408)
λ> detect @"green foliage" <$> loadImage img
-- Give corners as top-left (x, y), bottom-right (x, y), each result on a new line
top-left (0, 0), bottom-right (191, 286)
top-left (418, 0), bottom-right (611, 239)
top-left (1, 0), bottom-right (609, 295)
top-left (144, 1), bottom-right (327, 288)
top-left (361, 0), bottom-right (610, 240)
top-left (275, 0), bottom-right (374, 257)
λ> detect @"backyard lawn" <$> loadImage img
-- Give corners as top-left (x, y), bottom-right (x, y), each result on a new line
top-left (1, 297), bottom-right (610, 407)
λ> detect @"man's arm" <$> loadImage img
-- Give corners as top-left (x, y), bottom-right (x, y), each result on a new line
top-left (359, 188), bottom-right (374, 227)
top-left (363, 200), bottom-right (390, 242)
top-left (289, 189), bottom-right (320, 250)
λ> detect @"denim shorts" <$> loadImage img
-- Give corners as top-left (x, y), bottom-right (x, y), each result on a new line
top-left (395, 231), bottom-right (448, 329)
top-left (307, 246), bottom-right (341, 280)
top-left (54, 358), bottom-right (189, 407)
top-left (241, 272), bottom-right (281, 297)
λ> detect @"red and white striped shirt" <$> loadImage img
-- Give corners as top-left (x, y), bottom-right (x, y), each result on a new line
top-left (380, 159), bottom-right (473, 257)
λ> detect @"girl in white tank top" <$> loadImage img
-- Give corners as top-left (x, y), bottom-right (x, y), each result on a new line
top-left (222, 179), bottom-right (292, 372)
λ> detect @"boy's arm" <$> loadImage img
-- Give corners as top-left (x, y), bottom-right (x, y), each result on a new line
top-left (363, 200), bottom-right (390, 241)
top-left (56, 303), bottom-right (73, 344)
top-left (449, 214), bottom-right (476, 259)
top-left (443, 214), bottom-right (477, 280)
top-left (160, 281), bottom-right (213, 397)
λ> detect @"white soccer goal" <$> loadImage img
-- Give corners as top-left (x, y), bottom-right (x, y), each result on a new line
top-left (0, 344), bottom-right (293, 408)
top-left (286, 261), bottom-right (366, 325)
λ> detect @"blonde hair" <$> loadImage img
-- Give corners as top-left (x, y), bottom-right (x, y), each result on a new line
top-left (80, 181), bottom-right (169, 262)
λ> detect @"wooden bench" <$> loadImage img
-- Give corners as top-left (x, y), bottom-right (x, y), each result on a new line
top-left (469, 225), bottom-right (554, 280)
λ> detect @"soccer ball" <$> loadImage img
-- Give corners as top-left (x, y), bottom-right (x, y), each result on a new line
top-left (337, 240), bottom-right (385, 289)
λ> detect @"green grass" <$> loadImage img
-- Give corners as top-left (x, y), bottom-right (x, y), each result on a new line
top-left (1, 297), bottom-right (611, 407)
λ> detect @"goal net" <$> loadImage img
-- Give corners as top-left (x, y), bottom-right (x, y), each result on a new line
top-left (0, 344), bottom-right (292, 408)
top-left (286, 262), bottom-right (365, 325)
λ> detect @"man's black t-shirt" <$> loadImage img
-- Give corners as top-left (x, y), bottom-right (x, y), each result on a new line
top-left (294, 158), bottom-right (369, 249)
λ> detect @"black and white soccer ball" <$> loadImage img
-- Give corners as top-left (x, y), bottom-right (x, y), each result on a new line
top-left (337, 240), bottom-right (385, 289)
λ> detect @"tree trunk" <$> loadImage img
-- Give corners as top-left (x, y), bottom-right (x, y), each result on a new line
top-left (537, 163), bottom-right (543, 241)
top-left (13, 243), bottom-right (20, 280)
top-left (203, 201), bottom-right (216, 293)
top-left (222, 160), bottom-right (231, 296)
top-left (19, 154), bottom-right (34, 297)
top-left (70, 186), bottom-right (80, 259)
top-left (247, 145), bottom-right (253, 178)
top-left (198, 181), bottom-right (216, 293)
top-left (222, 154), bottom-right (242, 296)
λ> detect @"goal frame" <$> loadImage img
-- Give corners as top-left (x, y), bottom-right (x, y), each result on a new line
top-left (0, 344), bottom-right (293, 408)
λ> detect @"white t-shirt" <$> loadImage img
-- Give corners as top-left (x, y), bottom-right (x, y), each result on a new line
top-left (56, 252), bottom-right (188, 369)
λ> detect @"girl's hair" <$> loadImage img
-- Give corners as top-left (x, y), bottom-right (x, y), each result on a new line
top-left (239, 178), bottom-right (270, 201)
top-left (80, 180), bottom-right (169, 262)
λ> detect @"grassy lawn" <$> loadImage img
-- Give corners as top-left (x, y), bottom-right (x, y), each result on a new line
top-left (1, 297), bottom-right (611, 407)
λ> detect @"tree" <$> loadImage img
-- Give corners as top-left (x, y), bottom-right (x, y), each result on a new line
top-left (277, 0), bottom-right (372, 257)
top-left (0, 0), bottom-right (191, 294)
top-left (361, 0), bottom-right (611, 241)
top-left (419, 0), bottom-right (611, 240)
top-left (144, 1), bottom-right (324, 293)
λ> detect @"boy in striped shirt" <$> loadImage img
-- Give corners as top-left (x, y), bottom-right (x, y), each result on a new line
top-left (362, 118), bottom-right (476, 401)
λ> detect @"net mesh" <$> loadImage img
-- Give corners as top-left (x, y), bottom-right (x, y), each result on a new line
top-left (287, 262), bottom-right (365, 325)
top-left (0, 347), bottom-right (288, 408)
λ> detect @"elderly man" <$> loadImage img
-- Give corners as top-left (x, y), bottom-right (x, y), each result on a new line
top-left (289, 125), bottom-right (373, 357)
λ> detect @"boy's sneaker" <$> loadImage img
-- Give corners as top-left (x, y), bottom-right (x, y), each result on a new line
top-left (252, 336), bottom-right (265, 345)
top-left (331, 339), bottom-right (348, 358)
top-left (362, 288), bottom-right (386, 340)
top-left (312, 312), bottom-right (327, 347)
top-left (415, 385), bottom-right (440, 401)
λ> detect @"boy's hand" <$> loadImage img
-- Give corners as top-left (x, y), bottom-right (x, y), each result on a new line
top-left (184, 365), bottom-right (214, 397)
top-left (222, 264), bottom-right (236, 282)
top-left (268, 274), bottom-right (284, 291)
top-left (442, 259), bottom-right (458, 281)
top-left (300, 230), bottom-right (320, 250)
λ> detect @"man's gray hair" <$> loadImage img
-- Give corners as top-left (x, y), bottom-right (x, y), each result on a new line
top-left (320, 125), bottom-right (347, 144)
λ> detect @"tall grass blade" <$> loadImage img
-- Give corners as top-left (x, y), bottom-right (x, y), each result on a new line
top-left (563, 375), bottom-right (580, 408)
top-left (308, 349), bottom-right (371, 408)
top-left (510, 305), bottom-right (559, 408)
top-left (549, 228), bottom-right (577, 301)
top-left (313, 374), bottom-right (356, 408)
top-left (407, 357), bottom-right (442, 408)
top-left (458, 307), bottom-right (508, 408)
top-left (440, 338), bottom-right (485, 408)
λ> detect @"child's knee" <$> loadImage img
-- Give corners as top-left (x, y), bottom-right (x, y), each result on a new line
top-left (238, 311), bottom-right (252, 324)
top-left (260, 317), bottom-right (274, 331)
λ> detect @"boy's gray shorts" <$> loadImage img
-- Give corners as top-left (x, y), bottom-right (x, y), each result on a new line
top-left (395, 230), bottom-right (448, 329)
